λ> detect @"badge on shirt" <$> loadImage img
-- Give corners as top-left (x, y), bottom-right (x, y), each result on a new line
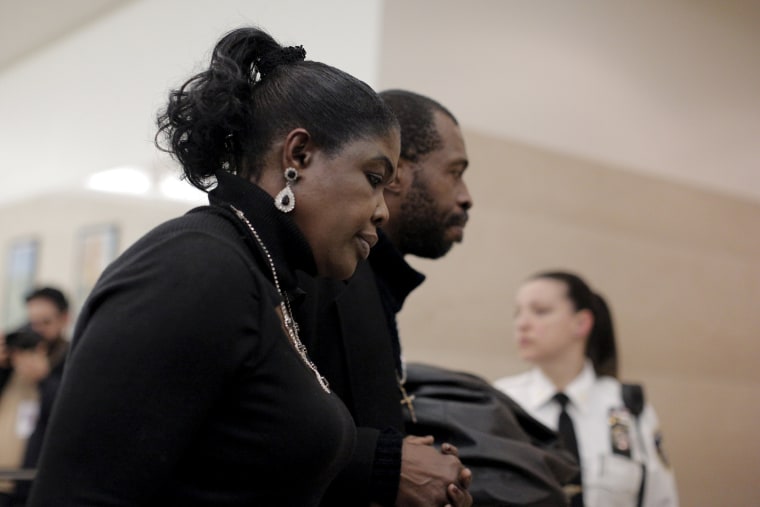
top-left (608, 408), bottom-right (632, 458)
top-left (16, 400), bottom-right (40, 439)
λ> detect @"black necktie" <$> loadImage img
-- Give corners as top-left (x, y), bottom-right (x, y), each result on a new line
top-left (554, 392), bottom-right (584, 507)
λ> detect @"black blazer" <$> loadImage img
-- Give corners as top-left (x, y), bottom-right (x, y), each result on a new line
top-left (297, 261), bottom-right (404, 506)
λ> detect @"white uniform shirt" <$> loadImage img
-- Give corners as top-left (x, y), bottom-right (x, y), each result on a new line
top-left (494, 363), bottom-right (678, 507)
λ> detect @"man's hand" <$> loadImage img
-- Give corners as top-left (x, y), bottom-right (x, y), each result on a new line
top-left (11, 344), bottom-right (50, 383)
top-left (396, 435), bottom-right (473, 507)
top-left (441, 441), bottom-right (473, 506)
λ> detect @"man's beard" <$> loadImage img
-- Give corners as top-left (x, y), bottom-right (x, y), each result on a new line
top-left (395, 176), bottom-right (465, 259)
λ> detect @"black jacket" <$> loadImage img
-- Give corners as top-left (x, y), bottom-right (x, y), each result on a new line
top-left (297, 260), bottom-right (405, 506)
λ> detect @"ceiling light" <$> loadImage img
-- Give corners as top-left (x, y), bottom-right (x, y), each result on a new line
top-left (86, 167), bottom-right (151, 195)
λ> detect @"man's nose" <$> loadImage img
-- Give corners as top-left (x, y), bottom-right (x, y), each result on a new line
top-left (457, 181), bottom-right (473, 211)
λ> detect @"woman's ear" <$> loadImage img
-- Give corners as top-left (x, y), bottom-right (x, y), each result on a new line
top-left (281, 128), bottom-right (313, 170)
top-left (385, 158), bottom-right (412, 196)
top-left (575, 309), bottom-right (594, 340)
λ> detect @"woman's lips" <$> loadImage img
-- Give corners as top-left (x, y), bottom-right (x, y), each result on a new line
top-left (356, 233), bottom-right (377, 259)
top-left (517, 336), bottom-right (532, 348)
top-left (357, 237), bottom-right (370, 259)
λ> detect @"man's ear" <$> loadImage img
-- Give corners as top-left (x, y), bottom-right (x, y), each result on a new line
top-left (385, 158), bottom-right (413, 196)
top-left (281, 128), bottom-right (313, 170)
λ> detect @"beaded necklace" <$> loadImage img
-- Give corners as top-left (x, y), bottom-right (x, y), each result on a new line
top-left (230, 205), bottom-right (330, 393)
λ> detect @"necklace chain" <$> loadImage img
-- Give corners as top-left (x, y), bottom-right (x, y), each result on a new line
top-left (230, 205), bottom-right (330, 393)
top-left (396, 354), bottom-right (417, 422)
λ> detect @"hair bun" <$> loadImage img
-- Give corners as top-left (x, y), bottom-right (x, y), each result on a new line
top-left (257, 45), bottom-right (306, 77)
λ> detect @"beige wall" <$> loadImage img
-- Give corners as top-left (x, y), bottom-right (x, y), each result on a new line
top-left (395, 129), bottom-right (760, 506)
top-left (0, 191), bottom-right (193, 328)
top-left (379, 2), bottom-right (760, 504)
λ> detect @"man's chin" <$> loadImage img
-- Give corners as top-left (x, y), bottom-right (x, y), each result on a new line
top-left (433, 241), bottom-right (455, 259)
top-left (414, 240), bottom-right (452, 259)
top-left (446, 226), bottom-right (465, 243)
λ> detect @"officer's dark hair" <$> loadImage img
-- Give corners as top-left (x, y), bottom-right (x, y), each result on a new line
top-left (379, 89), bottom-right (458, 163)
top-left (25, 287), bottom-right (69, 313)
top-left (156, 27), bottom-right (399, 190)
top-left (531, 271), bottom-right (619, 378)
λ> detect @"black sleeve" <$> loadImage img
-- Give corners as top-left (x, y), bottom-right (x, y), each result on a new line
top-left (28, 230), bottom-right (263, 506)
top-left (370, 427), bottom-right (403, 506)
top-left (295, 265), bottom-right (405, 506)
top-left (320, 427), bottom-right (402, 507)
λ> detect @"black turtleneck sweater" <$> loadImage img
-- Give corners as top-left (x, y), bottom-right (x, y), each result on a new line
top-left (297, 230), bottom-right (425, 506)
top-left (368, 230), bottom-right (426, 376)
top-left (28, 173), bottom-right (356, 507)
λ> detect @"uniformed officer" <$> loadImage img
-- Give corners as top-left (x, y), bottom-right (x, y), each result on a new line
top-left (494, 271), bottom-right (678, 507)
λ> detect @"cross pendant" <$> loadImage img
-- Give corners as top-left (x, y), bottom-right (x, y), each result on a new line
top-left (399, 384), bottom-right (418, 423)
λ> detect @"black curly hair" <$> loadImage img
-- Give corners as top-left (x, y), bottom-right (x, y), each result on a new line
top-left (156, 27), bottom-right (399, 190)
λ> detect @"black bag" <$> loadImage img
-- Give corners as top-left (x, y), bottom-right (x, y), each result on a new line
top-left (403, 363), bottom-right (579, 507)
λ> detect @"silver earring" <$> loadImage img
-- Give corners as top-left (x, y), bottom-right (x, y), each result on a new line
top-left (274, 167), bottom-right (298, 213)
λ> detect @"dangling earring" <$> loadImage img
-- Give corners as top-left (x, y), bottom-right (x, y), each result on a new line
top-left (274, 167), bottom-right (299, 213)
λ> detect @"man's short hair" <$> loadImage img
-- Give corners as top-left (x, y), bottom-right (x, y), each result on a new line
top-left (25, 287), bottom-right (69, 313)
top-left (379, 89), bottom-right (458, 163)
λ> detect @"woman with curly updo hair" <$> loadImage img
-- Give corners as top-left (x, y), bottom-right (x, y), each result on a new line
top-left (28, 27), bottom-right (401, 506)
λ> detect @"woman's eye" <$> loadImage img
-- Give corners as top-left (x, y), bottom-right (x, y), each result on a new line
top-left (367, 173), bottom-right (383, 188)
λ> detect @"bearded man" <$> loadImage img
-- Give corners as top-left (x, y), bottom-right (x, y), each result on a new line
top-left (298, 90), bottom-right (473, 507)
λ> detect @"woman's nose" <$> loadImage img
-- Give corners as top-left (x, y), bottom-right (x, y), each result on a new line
top-left (372, 193), bottom-right (390, 226)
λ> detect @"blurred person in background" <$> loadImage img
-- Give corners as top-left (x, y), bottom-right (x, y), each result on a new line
top-left (23, 287), bottom-right (70, 376)
top-left (0, 287), bottom-right (70, 507)
top-left (494, 271), bottom-right (679, 507)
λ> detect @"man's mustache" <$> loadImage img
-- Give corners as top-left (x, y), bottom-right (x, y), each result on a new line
top-left (445, 211), bottom-right (469, 228)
